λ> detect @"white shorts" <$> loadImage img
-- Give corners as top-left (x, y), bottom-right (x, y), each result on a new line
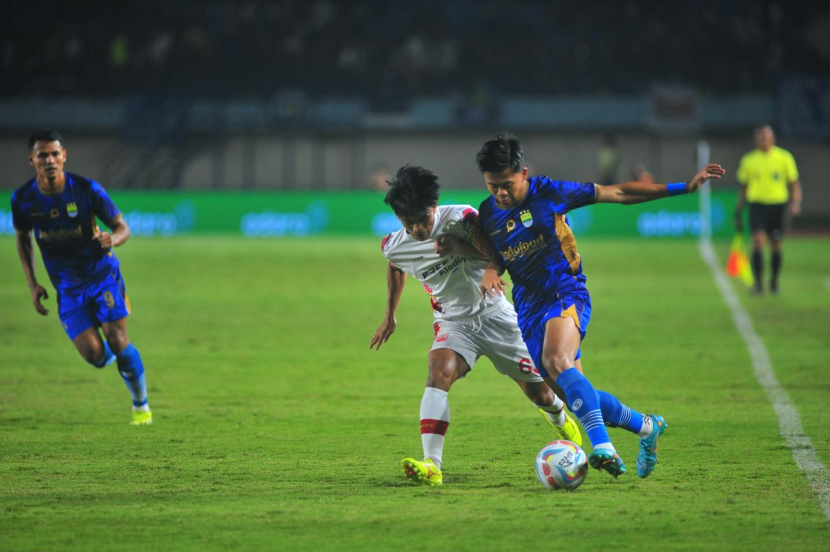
top-left (430, 305), bottom-right (543, 383)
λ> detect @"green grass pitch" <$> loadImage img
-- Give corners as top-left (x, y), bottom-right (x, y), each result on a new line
top-left (1, 235), bottom-right (828, 550)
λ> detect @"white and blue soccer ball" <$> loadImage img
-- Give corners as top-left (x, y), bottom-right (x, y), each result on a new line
top-left (535, 440), bottom-right (588, 491)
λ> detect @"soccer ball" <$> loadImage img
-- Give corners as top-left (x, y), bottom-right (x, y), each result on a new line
top-left (535, 440), bottom-right (588, 491)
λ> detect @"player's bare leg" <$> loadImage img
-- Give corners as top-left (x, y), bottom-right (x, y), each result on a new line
top-left (541, 357), bottom-right (583, 402)
top-left (102, 317), bottom-right (151, 425)
top-left (101, 317), bottom-right (129, 353)
top-left (425, 348), bottom-right (470, 392)
top-left (72, 327), bottom-right (115, 368)
top-left (402, 349), bottom-right (469, 486)
top-left (541, 317), bottom-right (625, 477)
top-left (514, 379), bottom-right (582, 446)
top-left (539, 316), bottom-right (581, 389)
top-left (515, 380), bottom-right (562, 412)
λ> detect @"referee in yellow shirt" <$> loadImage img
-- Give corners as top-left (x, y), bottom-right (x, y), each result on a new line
top-left (735, 125), bottom-right (802, 295)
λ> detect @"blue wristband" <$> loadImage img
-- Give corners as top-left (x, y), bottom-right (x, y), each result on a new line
top-left (666, 182), bottom-right (687, 196)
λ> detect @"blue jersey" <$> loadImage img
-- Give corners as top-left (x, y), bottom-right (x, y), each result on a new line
top-left (11, 173), bottom-right (122, 293)
top-left (478, 176), bottom-right (598, 317)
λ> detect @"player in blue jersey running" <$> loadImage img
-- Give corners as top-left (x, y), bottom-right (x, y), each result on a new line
top-left (475, 133), bottom-right (725, 478)
top-left (12, 130), bottom-right (152, 425)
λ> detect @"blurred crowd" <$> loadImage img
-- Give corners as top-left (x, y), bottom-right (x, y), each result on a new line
top-left (2, 0), bottom-right (828, 107)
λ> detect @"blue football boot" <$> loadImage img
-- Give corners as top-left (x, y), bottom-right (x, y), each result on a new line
top-left (588, 447), bottom-right (626, 478)
top-left (636, 415), bottom-right (667, 478)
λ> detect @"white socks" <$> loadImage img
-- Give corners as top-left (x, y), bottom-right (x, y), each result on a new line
top-left (536, 394), bottom-right (567, 427)
top-left (420, 387), bottom-right (450, 470)
top-left (638, 414), bottom-right (654, 438)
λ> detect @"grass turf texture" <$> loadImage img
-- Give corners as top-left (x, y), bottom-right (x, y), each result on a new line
top-left (1, 236), bottom-right (828, 551)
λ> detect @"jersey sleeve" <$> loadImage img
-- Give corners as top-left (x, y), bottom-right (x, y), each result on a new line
top-left (380, 233), bottom-right (403, 270)
top-left (10, 192), bottom-right (32, 232)
top-left (539, 177), bottom-right (598, 213)
top-left (784, 151), bottom-right (799, 183)
top-left (380, 233), bottom-right (392, 259)
top-left (90, 181), bottom-right (121, 227)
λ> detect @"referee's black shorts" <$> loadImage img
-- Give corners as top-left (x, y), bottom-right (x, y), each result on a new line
top-left (749, 202), bottom-right (786, 240)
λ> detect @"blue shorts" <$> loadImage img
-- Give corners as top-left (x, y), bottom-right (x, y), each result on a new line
top-left (58, 269), bottom-right (131, 340)
top-left (518, 293), bottom-right (592, 378)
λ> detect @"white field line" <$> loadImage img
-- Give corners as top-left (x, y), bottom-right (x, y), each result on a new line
top-left (699, 239), bottom-right (830, 523)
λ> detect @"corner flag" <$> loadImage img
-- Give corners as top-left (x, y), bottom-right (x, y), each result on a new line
top-left (726, 234), bottom-right (754, 287)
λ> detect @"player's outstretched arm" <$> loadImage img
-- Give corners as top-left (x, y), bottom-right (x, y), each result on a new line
top-left (93, 214), bottom-right (130, 249)
top-left (598, 163), bottom-right (726, 205)
top-left (15, 230), bottom-right (49, 315)
top-left (369, 262), bottom-right (407, 350)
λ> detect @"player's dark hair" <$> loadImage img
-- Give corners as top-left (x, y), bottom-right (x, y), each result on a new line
top-left (384, 165), bottom-right (440, 219)
top-left (28, 129), bottom-right (65, 150)
top-left (476, 133), bottom-right (524, 174)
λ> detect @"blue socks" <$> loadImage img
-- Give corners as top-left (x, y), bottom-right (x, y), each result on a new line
top-left (596, 390), bottom-right (644, 435)
top-left (115, 343), bottom-right (148, 407)
top-left (556, 367), bottom-right (611, 448)
top-left (92, 341), bottom-right (115, 368)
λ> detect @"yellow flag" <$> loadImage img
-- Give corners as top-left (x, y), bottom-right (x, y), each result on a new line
top-left (726, 234), bottom-right (754, 287)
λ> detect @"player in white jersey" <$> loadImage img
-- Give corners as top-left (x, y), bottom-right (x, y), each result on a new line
top-left (369, 165), bottom-right (581, 486)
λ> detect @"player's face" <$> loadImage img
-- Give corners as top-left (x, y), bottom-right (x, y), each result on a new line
top-left (484, 167), bottom-right (529, 209)
top-left (29, 141), bottom-right (67, 182)
top-left (397, 206), bottom-right (437, 241)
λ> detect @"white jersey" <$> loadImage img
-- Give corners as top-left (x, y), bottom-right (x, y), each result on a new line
top-left (381, 204), bottom-right (510, 321)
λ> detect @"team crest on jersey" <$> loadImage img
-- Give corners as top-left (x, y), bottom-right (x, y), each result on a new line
top-left (506, 219), bottom-right (516, 232)
top-left (520, 210), bottom-right (533, 227)
top-left (66, 202), bottom-right (78, 218)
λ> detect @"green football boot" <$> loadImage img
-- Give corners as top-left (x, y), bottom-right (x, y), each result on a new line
top-left (401, 458), bottom-right (443, 486)
top-left (538, 408), bottom-right (583, 447)
top-left (130, 409), bottom-right (153, 426)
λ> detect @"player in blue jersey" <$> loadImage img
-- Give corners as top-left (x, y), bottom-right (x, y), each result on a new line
top-left (11, 130), bottom-right (152, 425)
top-left (475, 133), bottom-right (725, 478)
